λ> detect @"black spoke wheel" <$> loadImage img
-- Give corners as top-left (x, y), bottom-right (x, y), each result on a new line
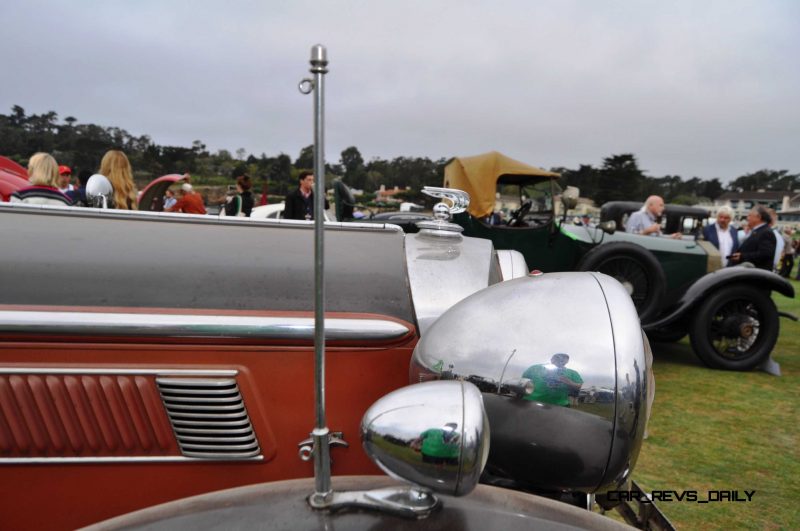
top-left (577, 242), bottom-right (666, 324)
top-left (689, 285), bottom-right (779, 371)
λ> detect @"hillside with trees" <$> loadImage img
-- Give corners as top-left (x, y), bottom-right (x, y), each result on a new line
top-left (2, 106), bottom-right (797, 204)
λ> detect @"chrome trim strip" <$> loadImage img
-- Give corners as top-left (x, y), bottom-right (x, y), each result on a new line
top-left (172, 419), bottom-right (250, 427)
top-left (0, 368), bottom-right (238, 376)
top-left (0, 202), bottom-right (403, 233)
top-left (164, 406), bottom-right (242, 415)
top-left (166, 411), bottom-right (248, 419)
top-left (159, 388), bottom-right (239, 394)
top-left (180, 441), bottom-right (260, 449)
top-left (161, 395), bottom-right (241, 403)
top-left (177, 427), bottom-right (254, 435)
top-left (0, 311), bottom-right (411, 341)
top-left (0, 455), bottom-right (264, 464)
top-left (157, 378), bottom-right (237, 386)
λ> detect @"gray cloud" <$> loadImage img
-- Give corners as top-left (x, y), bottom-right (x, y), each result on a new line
top-left (3, 0), bottom-right (798, 180)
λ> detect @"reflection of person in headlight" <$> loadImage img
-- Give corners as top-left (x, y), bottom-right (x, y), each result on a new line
top-left (522, 353), bottom-right (583, 407)
top-left (410, 422), bottom-right (460, 466)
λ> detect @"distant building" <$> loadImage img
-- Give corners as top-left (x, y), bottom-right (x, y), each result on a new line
top-left (375, 184), bottom-right (406, 204)
top-left (711, 190), bottom-right (800, 221)
top-left (779, 208), bottom-right (800, 223)
top-left (554, 195), bottom-right (598, 219)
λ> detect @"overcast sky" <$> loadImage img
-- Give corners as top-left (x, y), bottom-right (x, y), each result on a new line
top-left (3, 0), bottom-right (799, 181)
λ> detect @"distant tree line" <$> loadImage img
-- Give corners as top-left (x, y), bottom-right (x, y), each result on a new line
top-left (2, 106), bottom-right (797, 204)
top-left (556, 154), bottom-right (799, 206)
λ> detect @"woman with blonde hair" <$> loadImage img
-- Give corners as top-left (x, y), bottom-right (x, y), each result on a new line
top-left (10, 152), bottom-right (72, 205)
top-left (99, 149), bottom-right (138, 209)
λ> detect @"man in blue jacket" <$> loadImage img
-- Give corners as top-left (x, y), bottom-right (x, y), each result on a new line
top-left (703, 206), bottom-right (739, 267)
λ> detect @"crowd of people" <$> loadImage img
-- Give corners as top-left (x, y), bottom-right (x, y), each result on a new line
top-left (5, 150), bottom-right (260, 218)
top-left (6, 151), bottom-right (334, 222)
top-left (7, 155), bottom-right (800, 278)
top-left (8, 150), bottom-right (141, 210)
top-left (6, 152), bottom-right (327, 221)
top-left (628, 195), bottom-right (799, 279)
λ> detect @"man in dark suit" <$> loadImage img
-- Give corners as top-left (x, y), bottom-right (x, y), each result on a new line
top-left (703, 206), bottom-right (739, 267)
top-left (284, 170), bottom-right (329, 220)
top-left (729, 206), bottom-right (777, 270)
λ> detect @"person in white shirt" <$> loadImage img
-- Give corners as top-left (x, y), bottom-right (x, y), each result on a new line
top-left (702, 206), bottom-right (739, 266)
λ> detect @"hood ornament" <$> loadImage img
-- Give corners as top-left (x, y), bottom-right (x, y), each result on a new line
top-left (416, 186), bottom-right (470, 238)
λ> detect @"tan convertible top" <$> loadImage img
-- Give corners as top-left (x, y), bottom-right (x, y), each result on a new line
top-left (443, 151), bottom-right (559, 218)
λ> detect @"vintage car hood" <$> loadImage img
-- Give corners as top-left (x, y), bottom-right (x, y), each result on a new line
top-left (405, 230), bottom-right (502, 334)
top-left (0, 204), bottom-right (415, 324)
top-left (84, 476), bottom-right (630, 530)
top-left (443, 151), bottom-right (559, 219)
top-left (0, 203), bottom-right (507, 334)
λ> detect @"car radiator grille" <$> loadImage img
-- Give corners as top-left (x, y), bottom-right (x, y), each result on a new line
top-left (156, 377), bottom-right (261, 459)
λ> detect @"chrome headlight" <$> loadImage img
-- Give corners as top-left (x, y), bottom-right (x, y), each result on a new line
top-left (361, 380), bottom-right (490, 497)
top-left (411, 271), bottom-right (650, 493)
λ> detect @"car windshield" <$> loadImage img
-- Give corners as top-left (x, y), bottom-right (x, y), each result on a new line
top-left (497, 181), bottom-right (554, 219)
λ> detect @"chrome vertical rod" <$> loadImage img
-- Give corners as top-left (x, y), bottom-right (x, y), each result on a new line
top-left (309, 44), bottom-right (331, 500)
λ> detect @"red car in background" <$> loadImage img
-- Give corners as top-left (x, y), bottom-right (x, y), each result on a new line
top-left (0, 156), bottom-right (29, 201)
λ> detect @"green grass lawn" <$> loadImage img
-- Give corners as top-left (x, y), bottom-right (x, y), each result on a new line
top-left (632, 278), bottom-right (799, 530)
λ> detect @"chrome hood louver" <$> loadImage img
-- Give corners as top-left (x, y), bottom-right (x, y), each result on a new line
top-left (156, 378), bottom-right (260, 459)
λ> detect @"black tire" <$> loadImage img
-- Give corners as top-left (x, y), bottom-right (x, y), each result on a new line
top-left (577, 242), bottom-right (666, 324)
top-left (689, 285), bottom-right (779, 371)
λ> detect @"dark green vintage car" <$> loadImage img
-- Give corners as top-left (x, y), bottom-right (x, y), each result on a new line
top-left (445, 151), bottom-right (794, 371)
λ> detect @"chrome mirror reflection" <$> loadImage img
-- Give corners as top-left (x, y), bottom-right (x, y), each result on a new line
top-left (361, 380), bottom-right (489, 497)
top-left (421, 186), bottom-right (470, 215)
top-left (410, 272), bottom-right (650, 494)
top-left (86, 174), bottom-right (114, 209)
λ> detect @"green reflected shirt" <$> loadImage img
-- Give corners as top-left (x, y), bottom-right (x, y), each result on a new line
top-left (420, 428), bottom-right (460, 458)
top-left (522, 365), bottom-right (583, 406)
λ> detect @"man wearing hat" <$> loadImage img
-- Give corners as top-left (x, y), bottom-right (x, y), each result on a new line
top-left (167, 183), bottom-right (207, 215)
top-left (57, 165), bottom-right (74, 194)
